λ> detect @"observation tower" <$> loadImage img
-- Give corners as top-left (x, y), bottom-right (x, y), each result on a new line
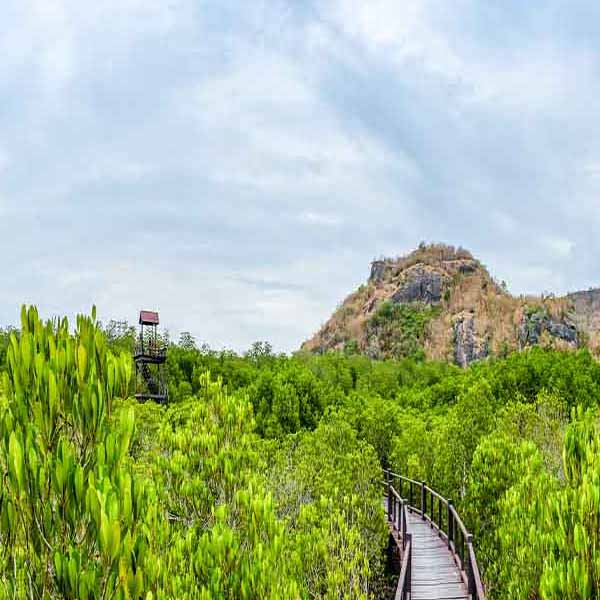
top-left (134, 310), bottom-right (168, 403)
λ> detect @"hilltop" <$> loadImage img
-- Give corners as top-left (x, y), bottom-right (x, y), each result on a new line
top-left (302, 243), bottom-right (600, 366)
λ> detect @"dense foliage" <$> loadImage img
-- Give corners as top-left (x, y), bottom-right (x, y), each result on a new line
top-left (0, 310), bottom-right (386, 599)
top-left (365, 301), bottom-right (441, 360)
top-left (2, 307), bottom-right (600, 599)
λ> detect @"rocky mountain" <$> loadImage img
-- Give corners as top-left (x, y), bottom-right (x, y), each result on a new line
top-left (302, 243), bottom-right (600, 366)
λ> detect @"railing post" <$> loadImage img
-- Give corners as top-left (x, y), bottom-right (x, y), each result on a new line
top-left (406, 533), bottom-right (412, 598)
top-left (386, 470), bottom-right (392, 522)
top-left (447, 499), bottom-right (454, 550)
top-left (466, 534), bottom-right (476, 596)
top-left (401, 499), bottom-right (407, 549)
top-left (421, 481), bottom-right (426, 520)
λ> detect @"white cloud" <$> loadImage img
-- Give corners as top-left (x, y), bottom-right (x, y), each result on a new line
top-left (322, 0), bottom-right (599, 116)
top-left (0, 0), bottom-right (192, 102)
top-left (582, 162), bottom-right (600, 178)
top-left (326, 0), bottom-right (463, 77)
top-left (173, 49), bottom-right (414, 204)
top-left (543, 236), bottom-right (574, 259)
top-left (0, 149), bottom-right (8, 172)
top-left (86, 157), bottom-right (156, 184)
top-left (298, 211), bottom-right (343, 226)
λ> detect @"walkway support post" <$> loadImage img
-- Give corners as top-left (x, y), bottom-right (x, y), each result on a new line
top-left (421, 480), bottom-right (426, 520)
top-left (447, 499), bottom-right (454, 550)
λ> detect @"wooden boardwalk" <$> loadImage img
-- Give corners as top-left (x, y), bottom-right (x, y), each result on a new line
top-left (407, 511), bottom-right (468, 600)
top-left (383, 471), bottom-right (485, 600)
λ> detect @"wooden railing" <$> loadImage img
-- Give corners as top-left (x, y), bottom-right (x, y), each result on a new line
top-left (384, 470), bottom-right (486, 600)
top-left (385, 477), bottom-right (411, 600)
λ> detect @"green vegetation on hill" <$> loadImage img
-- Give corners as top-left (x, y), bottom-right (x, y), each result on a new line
top-left (366, 301), bottom-right (441, 360)
top-left (2, 306), bottom-right (600, 598)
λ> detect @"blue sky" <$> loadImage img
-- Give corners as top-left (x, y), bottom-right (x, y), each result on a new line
top-left (1, 0), bottom-right (600, 351)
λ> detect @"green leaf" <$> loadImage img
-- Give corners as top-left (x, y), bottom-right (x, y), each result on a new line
top-left (8, 433), bottom-right (25, 491)
top-left (109, 521), bottom-right (121, 562)
top-left (78, 344), bottom-right (88, 382)
top-left (74, 465), bottom-right (84, 504)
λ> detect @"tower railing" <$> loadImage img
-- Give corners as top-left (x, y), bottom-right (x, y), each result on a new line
top-left (134, 340), bottom-right (167, 360)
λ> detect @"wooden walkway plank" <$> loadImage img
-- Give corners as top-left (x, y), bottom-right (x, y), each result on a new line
top-left (406, 512), bottom-right (468, 600)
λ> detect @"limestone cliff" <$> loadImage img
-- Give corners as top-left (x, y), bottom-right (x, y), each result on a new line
top-left (301, 243), bottom-right (599, 366)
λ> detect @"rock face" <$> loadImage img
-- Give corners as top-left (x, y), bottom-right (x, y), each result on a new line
top-left (301, 243), bottom-right (600, 366)
top-left (569, 289), bottom-right (600, 336)
top-left (569, 288), bottom-right (600, 309)
top-left (546, 320), bottom-right (578, 343)
top-left (459, 262), bottom-right (477, 274)
top-left (519, 310), bottom-right (578, 347)
top-left (370, 260), bottom-right (388, 283)
top-left (454, 315), bottom-right (488, 368)
top-left (391, 267), bottom-right (442, 304)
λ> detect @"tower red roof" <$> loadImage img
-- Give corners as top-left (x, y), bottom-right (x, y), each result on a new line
top-left (139, 310), bottom-right (159, 325)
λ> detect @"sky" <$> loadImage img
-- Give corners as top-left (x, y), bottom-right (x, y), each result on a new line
top-left (1, 0), bottom-right (600, 352)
